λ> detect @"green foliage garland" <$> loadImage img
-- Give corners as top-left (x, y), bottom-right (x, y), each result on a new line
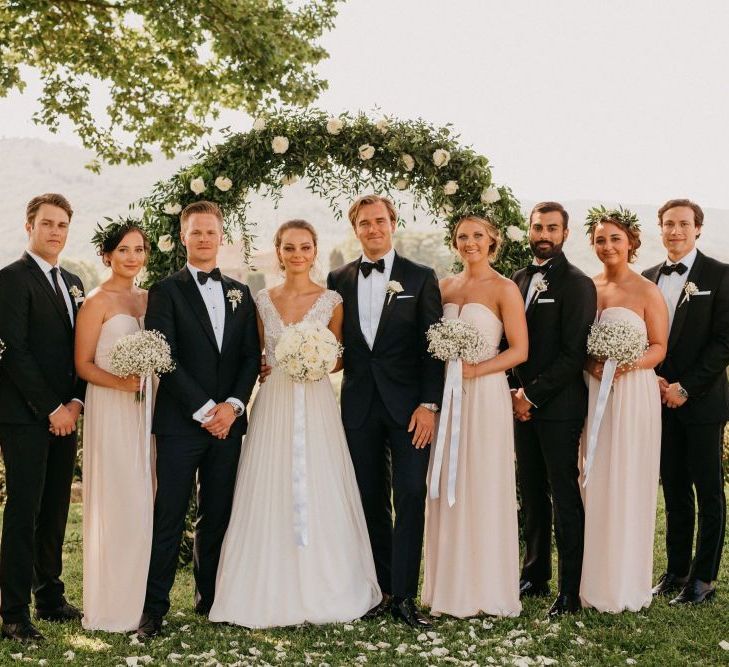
top-left (132, 108), bottom-right (531, 284)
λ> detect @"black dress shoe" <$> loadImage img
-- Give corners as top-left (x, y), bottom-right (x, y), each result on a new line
top-left (669, 579), bottom-right (716, 606)
top-left (1, 621), bottom-right (45, 642)
top-left (519, 579), bottom-right (551, 599)
top-left (391, 598), bottom-right (432, 628)
top-left (362, 593), bottom-right (391, 620)
top-left (652, 572), bottom-right (689, 597)
top-left (137, 612), bottom-right (163, 639)
top-left (35, 602), bottom-right (82, 622)
top-left (547, 593), bottom-right (581, 617)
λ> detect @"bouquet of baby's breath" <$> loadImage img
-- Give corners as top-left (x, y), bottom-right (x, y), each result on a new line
top-left (586, 320), bottom-right (648, 367)
top-left (274, 321), bottom-right (343, 383)
top-left (109, 329), bottom-right (175, 400)
top-left (426, 318), bottom-right (490, 364)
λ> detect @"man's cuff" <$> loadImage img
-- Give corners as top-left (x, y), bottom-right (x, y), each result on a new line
top-left (225, 397), bottom-right (245, 416)
top-left (49, 403), bottom-right (64, 417)
top-left (193, 399), bottom-right (216, 424)
top-left (71, 398), bottom-right (84, 410)
top-left (522, 390), bottom-right (537, 408)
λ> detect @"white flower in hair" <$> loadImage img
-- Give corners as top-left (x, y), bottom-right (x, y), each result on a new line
top-left (190, 177), bottom-right (206, 194)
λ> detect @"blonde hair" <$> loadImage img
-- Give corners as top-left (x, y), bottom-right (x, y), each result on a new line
top-left (347, 194), bottom-right (397, 228)
top-left (273, 219), bottom-right (318, 270)
top-left (452, 215), bottom-right (502, 261)
top-left (180, 200), bottom-right (224, 232)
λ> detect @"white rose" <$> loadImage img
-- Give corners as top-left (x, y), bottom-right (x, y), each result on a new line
top-left (157, 234), bottom-right (175, 253)
top-left (394, 178), bottom-right (408, 190)
top-left (481, 186), bottom-right (501, 204)
top-left (375, 118), bottom-right (389, 134)
top-left (214, 176), bottom-right (232, 192)
top-left (163, 202), bottom-right (182, 215)
top-left (506, 225), bottom-right (526, 242)
top-left (252, 117), bottom-right (266, 131)
top-left (326, 117), bottom-right (344, 135)
top-left (272, 136), bottom-right (290, 154)
top-left (432, 148), bottom-right (450, 168)
top-left (358, 144), bottom-right (375, 161)
top-left (443, 180), bottom-right (458, 196)
top-left (401, 153), bottom-right (415, 172)
top-left (190, 177), bottom-right (206, 194)
top-left (281, 174), bottom-right (299, 186)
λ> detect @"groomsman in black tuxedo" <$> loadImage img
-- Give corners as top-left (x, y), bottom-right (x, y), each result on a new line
top-left (137, 201), bottom-right (259, 638)
top-left (327, 194), bottom-right (443, 628)
top-left (643, 199), bottom-right (729, 605)
top-left (510, 202), bottom-right (596, 616)
top-left (0, 194), bottom-right (85, 642)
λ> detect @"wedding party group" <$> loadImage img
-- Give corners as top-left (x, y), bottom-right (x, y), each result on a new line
top-left (0, 191), bottom-right (726, 645)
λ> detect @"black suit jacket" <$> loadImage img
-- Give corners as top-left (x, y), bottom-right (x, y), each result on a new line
top-left (327, 253), bottom-right (444, 430)
top-left (145, 268), bottom-right (260, 438)
top-left (0, 252), bottom-right (86, 423)
top-left (642, 250), bottom-right (729, 424)
top-left (509, 252), bottom-right (597, 421)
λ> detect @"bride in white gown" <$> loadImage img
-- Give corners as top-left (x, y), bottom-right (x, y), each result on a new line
top-left (209, 220), bottom-right (381, 628)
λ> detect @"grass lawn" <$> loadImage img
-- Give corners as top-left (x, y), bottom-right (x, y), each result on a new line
top-left (0, 495), bottom-right (727, 666)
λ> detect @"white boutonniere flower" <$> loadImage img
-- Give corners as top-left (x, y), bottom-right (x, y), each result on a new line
top-left (69, 285), bottom-right (84, 305)
top-left (386, 280), bottom-right (404, 305)
top-left (532, 278), bottom-right (549, 302)
top-left (679, 281), bottom-right (698, 307)
top-left (227, 288), bottom-right (243, 311)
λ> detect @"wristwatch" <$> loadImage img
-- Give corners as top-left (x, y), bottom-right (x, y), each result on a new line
top-left (419, 402), bottom-right (439, 413)
top-left (226, 401), bottom-right (244, 418)
top-left (677, 384), bottom-right (689, 400)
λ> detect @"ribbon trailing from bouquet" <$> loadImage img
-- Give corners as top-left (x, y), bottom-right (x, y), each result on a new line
top-left (135, 375), bottom-right (154, 528)
top-left (292, 382), bottom-right (308, 546)
top-left (582, 357), bottom-right (618, 487)
top-left (429, 358), bottom-right (463, 507)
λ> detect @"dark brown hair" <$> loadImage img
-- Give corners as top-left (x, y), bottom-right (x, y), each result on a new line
top-left (274, 219), bottom-right (318, 270)
top-left (26, 193), bottom-right (73, 226)
top-left (348, 194), bottom-right (397, 228)
top-left (180, 200), bottom-right (224, 232)
top-left (529, 201), bottom-right (569, 229)
top-left (589, 217), bottom-right (642, 263)
top-left (657, 198), bottom-right (704, 228)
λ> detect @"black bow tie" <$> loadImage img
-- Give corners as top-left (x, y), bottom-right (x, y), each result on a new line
top-left (197, 267), bottom-right (222, 285)
top-left (660, 262), bottom-right (688, 276)
top-left (526, 264), bottom-right (547, 276)
top-left (360, 258), bottom-right (385, 278)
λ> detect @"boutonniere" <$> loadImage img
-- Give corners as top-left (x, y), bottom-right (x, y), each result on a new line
top-left (678, 281), bottom-right (698, 307)
top-left (68, 285), bottom-right (85, 305)
top-left (386, 280), bottom-right (404, 305)
top-left (227, 288), bottom-right (243, 311)
top-left (532, 278), bottom-right (549, 301)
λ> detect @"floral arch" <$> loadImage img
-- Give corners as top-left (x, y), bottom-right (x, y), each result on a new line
top-left (133, 108), bottom-right (531, 284)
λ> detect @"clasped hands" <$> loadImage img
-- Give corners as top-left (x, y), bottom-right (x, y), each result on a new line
top-left (657, 376), bottom-right (687, 408)
top-left (48, 401), bottom-right (82, 437)
top-left (202, 402), bottom-right (237, 439)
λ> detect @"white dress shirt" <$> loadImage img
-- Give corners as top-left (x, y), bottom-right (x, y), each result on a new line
top-left (357, 248), bottom-right (395, 349)
top-left (27, 250), bottom-right (84, 415)
top-left (657, 247), bottom-right (698, 330)
top-left (524, 258), bottom-right (552, 310)
top-left (185, 263), bottom-right (243, 423)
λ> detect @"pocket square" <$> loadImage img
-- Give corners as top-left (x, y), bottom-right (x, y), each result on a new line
top-left (537, 298), bottom-right (555, 303)
top-left (694, 290), bottom-right (711, 296)
top-left (396, 294), bottom-right (414, 299)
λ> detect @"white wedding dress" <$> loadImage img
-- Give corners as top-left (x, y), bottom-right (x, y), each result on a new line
top-left (209, 288), bottom-right (381, 628)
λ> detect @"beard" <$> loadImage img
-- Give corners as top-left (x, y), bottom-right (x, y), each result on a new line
top-left (530, 239), bottom-right (564, 261)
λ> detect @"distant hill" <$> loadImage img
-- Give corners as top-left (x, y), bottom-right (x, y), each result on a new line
top-left (1, 138), bottom-right (727, 276)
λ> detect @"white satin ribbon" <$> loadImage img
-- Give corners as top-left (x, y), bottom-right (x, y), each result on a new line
top-left (135, 375), bottom-right (154, 525)
top-left (292, 382), bottom-right (308, 546)
top-left (582, 357), bottom-right (617, 487)
top-left (429, 358), bottom-right (463, 507)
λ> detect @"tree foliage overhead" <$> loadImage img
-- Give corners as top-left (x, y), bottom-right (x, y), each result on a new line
top-left (0, 0), bottom-right (341, 170)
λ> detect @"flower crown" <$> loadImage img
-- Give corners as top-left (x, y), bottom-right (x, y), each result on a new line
top-left (91, 217), bottom-right (139, 254)
top-left (584, 205), bottom-right (641, 235)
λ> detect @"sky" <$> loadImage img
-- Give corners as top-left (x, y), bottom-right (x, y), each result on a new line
top-left (1, 0), bottom-right (729, 209)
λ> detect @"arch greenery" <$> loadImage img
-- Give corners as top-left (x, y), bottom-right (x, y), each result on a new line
top-left (131, 108), bottom-right (531, 284)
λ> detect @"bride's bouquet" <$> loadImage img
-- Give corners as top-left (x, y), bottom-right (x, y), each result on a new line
top-left (586, 320), bottom-right (648, 368)
top-left (275, 321), bottom-right (343, 383)
top-left (109, 329), bottom-right (175, 400)
top-left (426, 318), bottom-right (488, 364)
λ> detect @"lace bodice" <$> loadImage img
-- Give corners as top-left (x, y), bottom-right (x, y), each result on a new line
top-left (255, 288), bottom-right (343, 365)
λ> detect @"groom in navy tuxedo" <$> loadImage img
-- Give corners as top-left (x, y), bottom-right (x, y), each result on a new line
top-left (327, 194), bottom-right (444, 628)
top-left (643, 199), bottom-right (729, 605)
top-left (0, 194), bottom-right (85, 642)
top-left (137, 201), bottom-right (260, 638)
